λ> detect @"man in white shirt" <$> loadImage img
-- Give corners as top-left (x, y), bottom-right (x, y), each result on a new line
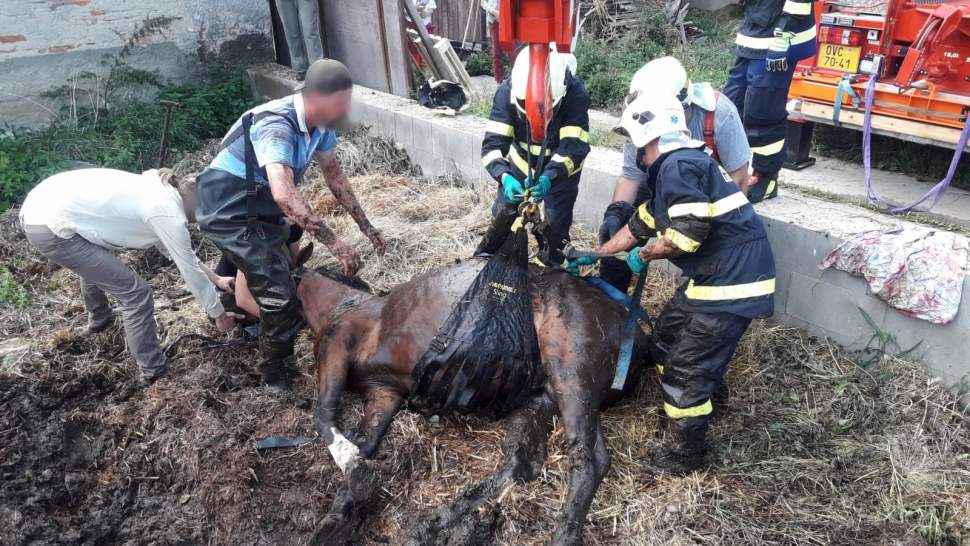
top-left (20, 168), bottom-right (241, 387)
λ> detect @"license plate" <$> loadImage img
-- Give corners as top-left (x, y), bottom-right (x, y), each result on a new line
top-left (817, 44), bottom-right (862, 72)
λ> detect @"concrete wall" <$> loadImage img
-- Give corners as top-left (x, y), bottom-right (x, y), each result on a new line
top-left (0, 0), bottom-right (274, 127)
top-left (249, 67), bottom-right (970, 389)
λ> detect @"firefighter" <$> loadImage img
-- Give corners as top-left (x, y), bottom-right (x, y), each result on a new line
top-left (477, 48), bottom-right (591, 255)
top-left (723, 0), bottom-right (817, 203)
top-left (588, 91), bottom-right (776, 474)
top-left (599, 56), bottom-right (751, 292)
top-left (196, 59), bottom-right (386, 392)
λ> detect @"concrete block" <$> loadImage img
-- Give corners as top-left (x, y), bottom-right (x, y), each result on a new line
top-left (405, 148), bottom-right (436, 176)
top-left (818, 267), bottom-right (870, 295)
top-left (350, 100), bottom-right (376, 129)
top-left (774, 267), bottom-right (792, 316)
top-left (432, 124), bottom-right (477, 169)
top-left (411, 117), bottom-right (435, 153)
top-left (881, 308), bottom-right (970, 381)
top-left (951, 275), bottom-right (970, 330)
top-left (376, 107), bottom-right (396, 141)
top-left (763, 219), bottom-right (840, 280)
top-left (785, 271), bottom-right (889, 346)
top-left (394, 111), bottom-right (414, 149)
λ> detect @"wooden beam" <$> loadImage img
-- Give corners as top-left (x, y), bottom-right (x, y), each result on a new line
top-left (435, 37), bottom-right (477, 100)
top-left (401, 0), bottom-right (450, 79)
top-left (800, 101), bottom-right (970, 151)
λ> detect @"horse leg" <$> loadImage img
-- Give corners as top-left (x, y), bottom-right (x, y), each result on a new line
top-left (312, 387), bottom-right (405, 545)
top-left (550, 383), bottom-right (611, 546)
top-left (405, 390), bottom-right (558, 546)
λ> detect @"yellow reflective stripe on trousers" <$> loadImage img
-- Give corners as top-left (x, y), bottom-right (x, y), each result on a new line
top-left (685, 278), bottom-right (776, 300)
top-left (485, 120), bottom-right (514, 137)
top-left (668, 192), bottom-right (750, 220)
top-left (656, 363), bottom-right (664, 375)
top-left (637, 204), bottom-right (656, 229)
top-left (550, 153), bottom-right (581, 176)
top-left (559, 126), bottom-right (589, 142)
top-left (783, 0), bottom-right (812, 15)
top-left (508, 146), bottom-right (530, 173)
top-left (663, 228), bottom-right (701, 253)
top-left (665, 400), bottom-right (713, 419)
top-left (735, 26), bottom-right (815, 49)
top-left (482, 149), bottom-right (506, 167)
top-left (517, 142), bottom-right (552, 156)
top-left (751, 139), bottom-right (786, 156)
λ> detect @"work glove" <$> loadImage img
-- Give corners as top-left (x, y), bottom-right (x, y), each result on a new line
top-left (766, 29), bottom-right (794, 72)
top-left (502, 174), bottom-right (526, 203)
top-left (599, 201), bottom-right (635, 245)
top-left (626, 246), bottom-right (649, 274)
top-left (565, 256), bottom-right (597, 276)
top-left (527, 175), bottom-right (552, 203)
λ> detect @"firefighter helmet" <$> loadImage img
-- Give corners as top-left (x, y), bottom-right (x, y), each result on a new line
top-left (627, 56), bottom-right (691, 108)
top-left (616, 91), bottom-right (704, 152)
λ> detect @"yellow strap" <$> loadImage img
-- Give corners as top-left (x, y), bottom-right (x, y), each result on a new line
top-left (783, 0), bottom-right (812, 15)
top-left (485, 120), bottom-right (514, 137)
top-left (511, 217), bottom-right (524, 232)
top-left (550, 153), bottom-right (581, 176)
top-left (685, 278), bottom-right (776, 301)
top-left (751, 139), bottom-right (786, 156)
top-left (668, 192), bottom-right (750, 220)
top-left (517, 142), bottom-right (552, 156)
top-left (482, 149), bottom-right (506, 167)
top-left (663, 228), bottom-right (702, 253)
top-left (665, 400), bottom-right (713, 419)
top-left (559, 126), bottom-right (589, 142)
top-left (637, 204), bottom-right (656, 229)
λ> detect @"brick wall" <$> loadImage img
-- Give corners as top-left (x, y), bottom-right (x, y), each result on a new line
top-left (0, 0), bottom-right (274, 127)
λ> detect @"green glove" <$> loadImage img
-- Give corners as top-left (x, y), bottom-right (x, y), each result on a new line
top-left (565, 256), bottom-right (597, 276)
top-left (528, 175), bottom-right (552, 203)
top-left (626, 246), bottom-right (649, 273)
top-left (502, 174), bottom-right (526, 203)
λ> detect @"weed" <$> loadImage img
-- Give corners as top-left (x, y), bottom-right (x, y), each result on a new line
top-left (856, 308), bottom-right (923, 368)
top-left (466, 95), bottom-right (493, 119)
top-left (0, 267), bottom-right (32, 310)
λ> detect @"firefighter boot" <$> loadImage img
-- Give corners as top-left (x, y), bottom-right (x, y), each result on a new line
top-left (643, 417), bottom-right (706, 476)
top-left (747, 171), bottom-right (779, 203)
top-left (710, 380), bottom-right (730, 421)
top-left (259, 336), bottom-right (294, 393)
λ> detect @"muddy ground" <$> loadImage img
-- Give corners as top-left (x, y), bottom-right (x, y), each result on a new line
top-left (1, 131), bottom-right (969, 546)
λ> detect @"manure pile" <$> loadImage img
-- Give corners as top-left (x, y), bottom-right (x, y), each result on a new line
top-left (0, 128), bottom-right (968, 546)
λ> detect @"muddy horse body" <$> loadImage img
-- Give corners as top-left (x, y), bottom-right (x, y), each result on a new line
top-left (300, 259), bottom-right (650, 545)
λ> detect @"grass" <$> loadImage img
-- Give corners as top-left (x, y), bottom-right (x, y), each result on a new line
top-left (0, 266), bottom-right (32, 310)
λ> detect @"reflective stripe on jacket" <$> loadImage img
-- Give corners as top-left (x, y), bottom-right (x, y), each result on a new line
top-left (733, 0), bottom-right (817, 61)
top-left (481, 77), bottom-right (591, 185)
top-left (628, 147), bottom-right (776, 319)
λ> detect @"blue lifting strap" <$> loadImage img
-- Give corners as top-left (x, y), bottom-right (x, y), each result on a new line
top-left (610, 268), bottom-right (649, 391)
top-left (254, 436), bottom-right (317, 450)
top-left (583, 276), bottom-right (652, 327)
top-left (832, 76), bottom-right (861, 125)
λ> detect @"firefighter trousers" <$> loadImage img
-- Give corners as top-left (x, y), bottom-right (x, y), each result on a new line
top-left (196, 168), bottom-right (304, 384)
top-left (723, 57), bottom-right (796, 176)
top-left (651, 291), bottom-right (751, 456)
top-left (485, 174), bottom-right (581, 252)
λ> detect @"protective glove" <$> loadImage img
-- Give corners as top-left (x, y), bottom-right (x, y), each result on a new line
top-left (565, 256), bottom-right (597, 276)
top-left (527, 175), bottom-right (552, 203)
top-left (502, 173), bottom-right (526, 203)
top-left (599, 201), bottom-right (635, 245)
top-left (766, 29), bottom-right (795, 72)
top-left (626, 246), bottom-right (649, 274)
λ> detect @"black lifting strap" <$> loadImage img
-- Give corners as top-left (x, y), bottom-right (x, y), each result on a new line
top-left (217, 110), bottom-right (301, 241)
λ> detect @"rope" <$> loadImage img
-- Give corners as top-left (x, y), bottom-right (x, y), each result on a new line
top-left (162, 332), bottom-right (258, 361)
top-left (861, 71), bottom-right (970, 213)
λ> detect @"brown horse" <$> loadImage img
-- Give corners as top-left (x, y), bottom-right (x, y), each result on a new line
top-left (300, 258), bottom-right (650, 545)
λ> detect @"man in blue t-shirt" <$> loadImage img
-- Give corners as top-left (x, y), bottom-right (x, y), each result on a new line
top-left (196, 60), bottom-right (386, 392)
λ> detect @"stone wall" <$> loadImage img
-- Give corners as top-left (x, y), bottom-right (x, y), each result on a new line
top-left (0, 0), bottom-right (274, 127)
top-left (250, 67), bottom-right (970, 391)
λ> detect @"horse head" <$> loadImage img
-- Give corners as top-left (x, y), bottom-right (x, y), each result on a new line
top-left (298, 267), bottom-right (375, 336)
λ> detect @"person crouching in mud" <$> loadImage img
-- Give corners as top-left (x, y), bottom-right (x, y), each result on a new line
top-left (576, 91), bottom-right (776, 474)
top-left (196, 59), bottom-right (386, 393)
top-left (21, 168), bottom-right (244, 388)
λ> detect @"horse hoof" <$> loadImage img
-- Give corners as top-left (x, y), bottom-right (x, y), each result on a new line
top-left (310, 513), bottom-right (358, 546)
top-left (347, 459), bottom-right (376, 502)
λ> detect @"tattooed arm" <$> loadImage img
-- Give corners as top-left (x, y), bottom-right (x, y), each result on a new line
top-left (314, 150), bottom-right (386, 256)
top-left (266, 162), bottom-right (362, 276)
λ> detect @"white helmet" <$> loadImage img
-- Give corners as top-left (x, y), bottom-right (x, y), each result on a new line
top-left (511, 46), bottom-right (569, 115)
top-left (627, 56), bottom-right (691, 108)
top-left (616, 91), bottom-right (705, 152)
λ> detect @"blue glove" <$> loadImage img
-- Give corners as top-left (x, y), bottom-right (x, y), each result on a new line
top-left (626, 246), bottom-right (649, 274)
top-left (502, 174), bottom-right (526, 203)
top-left (565, 256), bottom-right (597, 276)
top-left (766, 29), bottom-right (794, 72)
top-left (528, 175), bottom-right (552, 203)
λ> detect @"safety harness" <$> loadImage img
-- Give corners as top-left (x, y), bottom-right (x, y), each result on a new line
top-left (702, 91), bottom-right (721, 164)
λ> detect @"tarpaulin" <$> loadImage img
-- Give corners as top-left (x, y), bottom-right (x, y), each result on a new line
top-left (819, 227), bottom-right (969, 324)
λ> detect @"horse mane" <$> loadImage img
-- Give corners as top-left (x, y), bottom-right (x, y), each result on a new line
top-left (311, 267), bottom-right (374, 293)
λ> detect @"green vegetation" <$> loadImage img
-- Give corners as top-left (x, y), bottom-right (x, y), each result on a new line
top-left (0, 267), bottom-right (32, 310)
